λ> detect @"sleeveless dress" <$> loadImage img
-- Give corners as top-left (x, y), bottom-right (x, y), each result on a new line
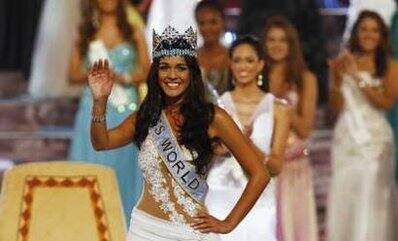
top-left (206, 92), bottom-right (277, 241)
top-left (327, 73), bottom-right (397, 241)
top-left (127, 112), bottom-right (220, 241)
top-left (276, 90), bottom-right (319, 241)
top-left (69, 42), bottom-right (142, 226)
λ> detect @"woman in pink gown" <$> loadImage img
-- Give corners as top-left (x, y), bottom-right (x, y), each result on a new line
top-left (262, 16), bottom-right (319, 241)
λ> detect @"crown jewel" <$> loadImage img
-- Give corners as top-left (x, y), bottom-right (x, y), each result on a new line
top-left (152, 26), bottom-right (197, 59)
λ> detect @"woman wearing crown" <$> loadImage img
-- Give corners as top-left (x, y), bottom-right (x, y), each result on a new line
top-left (88, 26), bottom-right (273, 240)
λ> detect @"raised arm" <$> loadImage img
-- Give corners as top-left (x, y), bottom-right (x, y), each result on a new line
top-left (337, 52), bottom-right (398, 111)
top-left (193, 106), bottom-right (270, 234)
top-left (89, 59), bottom-right (136, 150)
top-left (357, 59), bottom-right (398, 110)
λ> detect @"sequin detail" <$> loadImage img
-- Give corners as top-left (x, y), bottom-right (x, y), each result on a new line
top-left (138, 132), bottom-right (213, 241)
top-left (171, 178), bottom-right (200, 217)
top-left (138, 135), bottom-right (186, 224)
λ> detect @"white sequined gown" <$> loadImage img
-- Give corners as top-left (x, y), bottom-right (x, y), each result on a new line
top-left (127, 113), bottom-right (220, 241)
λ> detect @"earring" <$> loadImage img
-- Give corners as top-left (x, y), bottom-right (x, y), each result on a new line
top-left (92, 9), bottom-right (100, 29)
top-left (257, 74), bottom-right (263, 86)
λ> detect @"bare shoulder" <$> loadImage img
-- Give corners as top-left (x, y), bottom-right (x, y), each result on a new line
top-left (208, 106), bottom-right (233, 136)
top-left (212, 105), bottom-right (231, 125)
top-left (302, 70), bottom-right (317, 85)
top-left (133, 28), bottom-right (146, 43)
top-left (385, 58), bottom-right (398, 82)
top-left (386, 58), bottom-right (398, 94)
top-left (389, 58), bottom-right (398, 66)
top-left (388, 59), bottom-right (398, 73)
top-left (274, 98), bottom-right (292, 121)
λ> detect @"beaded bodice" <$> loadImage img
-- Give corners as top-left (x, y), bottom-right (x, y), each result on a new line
top-left (136, 128), bottom-right (208, 232)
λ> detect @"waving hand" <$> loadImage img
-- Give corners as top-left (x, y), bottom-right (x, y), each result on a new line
top-left (88, 59), bottom-right (114, 100)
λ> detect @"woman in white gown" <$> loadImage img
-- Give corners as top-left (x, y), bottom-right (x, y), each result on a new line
top-left (29, 0), bottom-right (83, 98)
top-left (328, 10), bottom-right (398, 241)
top-left (206, 36), bottom-right (291, 241)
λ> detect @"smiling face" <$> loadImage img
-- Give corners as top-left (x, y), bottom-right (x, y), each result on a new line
top-left (230, 43), bottom-right (264, 86)
top-left (196, 8), bottom-right (224, 44)
top-left (158, 56), bottom-right (191, 99)
top-left (357, 17), bottom-right (381, 53)
top-left (265, 27), bottom-right (289, 62)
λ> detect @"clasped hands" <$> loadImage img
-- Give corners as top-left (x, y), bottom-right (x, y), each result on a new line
top-left (329, 50), bottom-right (359, 78)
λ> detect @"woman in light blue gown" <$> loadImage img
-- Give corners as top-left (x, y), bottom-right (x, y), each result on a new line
top-left (68, 0), bottom-right (149, 225)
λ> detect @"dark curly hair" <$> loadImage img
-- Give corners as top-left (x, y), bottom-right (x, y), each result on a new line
top-left (348, 10), bottom-right (392, 77)
top-left (134, 56), bottom-right (215, 175)
top-left (78, 0), bottom-right (135, 57)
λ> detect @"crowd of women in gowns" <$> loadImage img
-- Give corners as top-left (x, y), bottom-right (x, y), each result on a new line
top-left (25, 0), bottom-right (397, 240)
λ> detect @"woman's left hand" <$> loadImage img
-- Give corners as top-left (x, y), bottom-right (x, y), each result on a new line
top-left (191, 212), bottom-right (235, 234)
top-left (88, 59), bottom-right (114, 100)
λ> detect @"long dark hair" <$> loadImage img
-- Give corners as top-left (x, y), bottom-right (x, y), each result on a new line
top-left (78, 0), bottom-right (134, 57)
top-left (228, 35), bottom-right (267, 91)
top-left (348, 10), bottom-right (391, 77)
top-left (262, 15), bottom-right (308, 90)
top-left (134, 56), bottom-right (215, 175)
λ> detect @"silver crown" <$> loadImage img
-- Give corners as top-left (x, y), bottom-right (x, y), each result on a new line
top-left (152, 26), bottom-right (197, 59)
